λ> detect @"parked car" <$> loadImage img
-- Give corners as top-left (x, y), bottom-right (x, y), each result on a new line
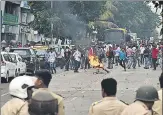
top-left (35, 49), bottom-right (46, 60)
top-left (10, 48), bottom-right (39, 75)
top-left (1, 52), bottom-right (17, 82)
top-left (8, 52), bottom-right (26, 76)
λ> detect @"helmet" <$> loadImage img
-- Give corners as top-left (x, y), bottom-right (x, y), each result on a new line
top-left (9, 76), bottom-right (37, 99)
top-left (29, 90), bottom-right (58, 115)
top-left (136, 85), bottom-right (159, 102)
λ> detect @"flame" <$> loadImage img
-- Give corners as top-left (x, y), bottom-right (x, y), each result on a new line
top-left (89, 55), bottom-right (104, 68)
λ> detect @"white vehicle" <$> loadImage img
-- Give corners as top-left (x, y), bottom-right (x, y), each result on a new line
top-left (1, 52), bottom-right (17, 82)
top-left (8, 53), bottom-right (26, 76)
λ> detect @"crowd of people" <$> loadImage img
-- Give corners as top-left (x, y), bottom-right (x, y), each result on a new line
top-left (1, 41), bottom-right (163, 115)
top-left (1, 69), bottom-right (162, 115)
top-left (42, 42), bottom-right (162, 74)
top-left (104, 43), bottom-right (161, 71)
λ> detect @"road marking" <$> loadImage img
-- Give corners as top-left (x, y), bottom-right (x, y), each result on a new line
top-left (71, 97), bottom-right (77, 101)
top-left (1, 92), bottom-right (9, 97)
top-left (81, 91), bottom-right (85, 93)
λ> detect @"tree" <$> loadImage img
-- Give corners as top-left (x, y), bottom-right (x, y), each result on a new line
top-left (29, 1), bottom-right (70, 38)
top-left (68, 1), bottom-right (106, 22)
top-left (29, 1), bottom-right (160, 40)
top-left (113, 1), bottom-right (160, 38)
top-left (29, 2), bottom-right (51, 37)
top-left (151, 1), bottom-right (163, 35)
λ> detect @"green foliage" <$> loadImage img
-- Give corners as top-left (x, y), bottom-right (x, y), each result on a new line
top-left (68, 1), bottom-right (106, 22)
top-left (29, 1), bottom-right (64, 37)
top-left (151, 1), bottom-right (163, 35)
top-left (113, 1), bottom-right (160, 38)
top-left (29, 1), bottom-right (52, 37)
top-left (29, 1), bottom-right (160, 39)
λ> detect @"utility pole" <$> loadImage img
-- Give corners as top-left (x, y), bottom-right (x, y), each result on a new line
top-left (51, 1), bottom-right (53, 45)
top-left (161, 4), bottom-right (163, 72)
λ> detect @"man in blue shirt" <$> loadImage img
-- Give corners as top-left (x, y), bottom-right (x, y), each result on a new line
top-left (119, 48), bottom-right (126, 71)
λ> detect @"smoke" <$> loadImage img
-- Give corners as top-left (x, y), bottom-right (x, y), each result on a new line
top-left (54, 2), bottom-right (86, 41)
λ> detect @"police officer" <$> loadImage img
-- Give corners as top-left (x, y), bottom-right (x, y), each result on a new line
top-left (29, 90), bottom-right (58, 115)
top-left (153, 73), bottom-right (163, 115)
top-left (33, 69), bottom-right (65, 115)
top-left (121, 85), bottom-right (159, 115)
top-left (1, 76), bottom-right (36, 115)
top-left (88, 78), bottom-right (127, 115)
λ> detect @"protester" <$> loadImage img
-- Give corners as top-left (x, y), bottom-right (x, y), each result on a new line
top-left (60, 47), bottom-right (65, 69)
top-left (126, 46), bottom-right (134, 69)
top-left (88, 46), bottom-right (94, 57)
top-left (152, 44), bottom-right (159, 70)
top-left (119, 48), bottom-right (126, 71)
top-left (80, 49), bottom-right (85, 69)
top-left (48, 48), bottom-right (57, 74)
top-left (106, 46), bottom-right (114, 69)
top-left (140, 44), bottom-right (145, 64)
top-left (69, 48), bottom-right (75, 70)
top-left (97, 47), bottom-right (105, 63)
top-left (73, 48), bottom-right (81, 73)
top-left (44, 49), bottom-right (50, 70)
top-left (114, 45), bottom-right (121, 66)
top-left (64, 47), bottom-right (71, 71)
top-left (134, 46), bottom-right (141, 67)
top-left (89, 78), bottom-right (127, 115)
top-left (144, 45), bottom-right (150, 69)
top-left (85, 48), bottom-right (90, 69)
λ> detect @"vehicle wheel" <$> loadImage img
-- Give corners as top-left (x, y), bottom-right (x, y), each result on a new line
top-left (34, 70), bottom-right (36, 74)
top-left (6, 72), bottom-right (9, 83)
top-left (18, 69), bottom-right (20, 76)
top-left (23, 68), bottom-right (27, 75)
top-left (15, 70), bottom-right (18, 77)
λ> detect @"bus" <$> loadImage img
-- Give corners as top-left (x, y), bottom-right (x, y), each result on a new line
top-left (104, 28), bottom-right (128, 45)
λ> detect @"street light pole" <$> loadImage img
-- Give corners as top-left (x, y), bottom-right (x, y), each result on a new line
top-left (51, 1), bottom-right (53, 45)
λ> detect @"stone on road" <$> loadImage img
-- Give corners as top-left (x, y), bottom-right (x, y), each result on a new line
top-left (49, 66), bottom-right (160, 115)
top-left (1, 66), bottom-right (161, 115)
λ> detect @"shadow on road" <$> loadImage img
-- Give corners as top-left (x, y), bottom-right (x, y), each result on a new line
top-left (1, 77), bottom-right (13, 84)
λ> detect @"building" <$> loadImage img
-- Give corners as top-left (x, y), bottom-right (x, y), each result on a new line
top-left (1, 1), bottom-right (34, 46)
top-left (1, 1), bottom-right (20, 45)
top-left (19, 1), bottom-right (34, 45)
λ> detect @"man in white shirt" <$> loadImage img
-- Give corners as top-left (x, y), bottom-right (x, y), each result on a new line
top-left (73, 48), bottom-right (81, 73)
top-left (61, 47), bottom-right (65, 57)
top-left (126, 46), bottom-right (133, 69)
top-left (114, 45), bottom-right (121, 66)
top-left (140, 45), bottom-right (145, 64)
top-left (48, 48), bottom-right (57, 74)
top-left (60, 47), bottom-right (65, 69)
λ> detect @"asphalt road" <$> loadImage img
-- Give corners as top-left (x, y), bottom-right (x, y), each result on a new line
top-left (0, 65), bottom-right (161, 115)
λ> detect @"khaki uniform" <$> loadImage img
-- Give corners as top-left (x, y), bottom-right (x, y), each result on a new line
top-left (153, 89), bottom-right (162, 115)
top-left (88, 97), bottom-right (127, 115)
top-left (121, 101), bottom-right (159, 115)
top-left (32, 88), bottom-right (65, 115)
top-left (1, 98), bottom-right (29, 115)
